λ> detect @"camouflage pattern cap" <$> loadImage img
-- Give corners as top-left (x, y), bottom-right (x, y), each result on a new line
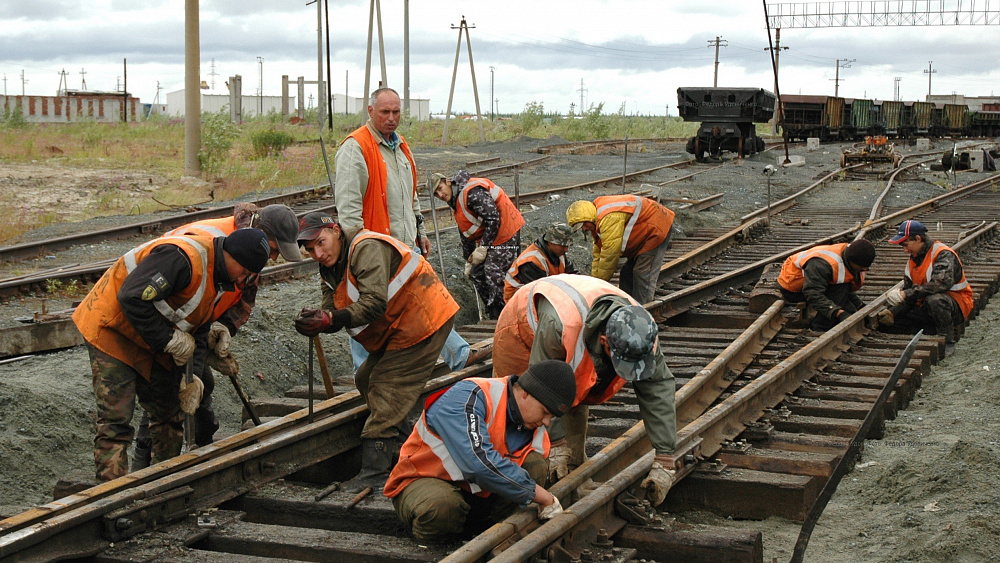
top-left (543, 223), bottom-right (575, 246)
top-left (605, 305), bottom-right (658, 381)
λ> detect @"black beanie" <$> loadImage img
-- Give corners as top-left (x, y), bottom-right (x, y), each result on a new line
top-left (222, 228), bottom-right (270, 273)
top-left (517, 360), bottom-right (577, 417)
top-left (844, 239), bottom-right (876, 269)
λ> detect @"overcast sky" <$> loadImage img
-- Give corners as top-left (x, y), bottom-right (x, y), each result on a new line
top-left (1, 0), bottom-right (997, 116)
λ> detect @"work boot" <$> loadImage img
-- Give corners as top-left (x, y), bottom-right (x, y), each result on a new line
top-left (340, 439), bottom-right (393, 494)
top-left (132, 437), bottom-right (152, 472)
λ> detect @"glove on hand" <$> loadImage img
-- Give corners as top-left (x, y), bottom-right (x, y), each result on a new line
top-left (178, 374), bottom-right (204, 416)
top-left (641, 462), bottom-right (676, 507)
top-left (207, 322), bottom-right (232, 357)
top-left (207, 351), bottom-right (239, 377)
top-left (877, 308), bottom-right (895, 327)
top-left (539, 496), bottom-right (563, 520)
top-left (464, 260), bottom-right (474, 278)
top-left (469, 245), bottom-right (489, 266)
top-left (164, 330), bottom-right (196, 366)
top-left (295, 307), bottom-right (332, 337)
top-left (886, 288), bottom-right (907, 307)
top-left (548, 444), bottom-right (572, 483)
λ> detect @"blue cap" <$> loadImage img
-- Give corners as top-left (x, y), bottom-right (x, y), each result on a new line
top-left (889, 220), bottom-right (927, 244)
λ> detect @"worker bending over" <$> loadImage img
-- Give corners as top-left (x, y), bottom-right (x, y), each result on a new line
top-left (504, 222), bottom-right (577, 302)
top-left (294, 212), bottom-right (458, 493)
top-left (384, 360), bottom-right (575, 543)
top-left (777, 239), bottom-right (876, 331)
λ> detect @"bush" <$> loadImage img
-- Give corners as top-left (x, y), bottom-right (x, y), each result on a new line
top-left (249, 128), bottom-right (295, 159)
top-left (1, 106), bottom-right (28, 129)
top-left (200, 110), bottom-right (240, 173)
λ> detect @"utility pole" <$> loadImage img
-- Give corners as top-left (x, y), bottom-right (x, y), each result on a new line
top-left (184, 0), bottom-right (201, 176)
top-left (577, 79), bottom-right (587, 114)
top-left (324, 0), bottom-right (333, 128)
top-left (490, 66), bottom-right (495, 121)
top-left (257, 56), bottom-right (264, 115)
top-left (924, 61), bottom-right (936, 100)
top-left (442, 16), bottom-right (485, 143)
top-left (3, 74), bottom-right (8, 96)
top-left (764, 28), bottom-right (788, 133)
top-left (79, 68), bottom-right (87, 90)
top-left (831, 58), bottom-right (854, 97)
top-left (362, 0), bottom-right (388, 107)
top-left (315, 0), bottom-right (325, 129)
top-left (403, 0), bottom-right (410, 116)
top-left (707, 36), bottom-right (727, 87)
top-left (21, 70), bottom-right (28, 95)
top-left (894, 77), bottom-right (901, 101)
top-left (57, 69), bottom-right (68, 95)
top-left (154, 81), bottom-right (162, 105)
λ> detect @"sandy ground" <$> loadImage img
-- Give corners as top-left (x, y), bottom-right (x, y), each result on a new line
top-left (2, 137), bottom-right (999, 563)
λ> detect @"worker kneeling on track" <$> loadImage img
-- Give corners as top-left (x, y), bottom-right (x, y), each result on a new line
top-left (73, 228), bottom-right (271, 482)
top-left (384, 360), bottom-right (576, 544)
top-left (777, 239), bottom-right (876, 331)
top-left (879, 220), bottom-right (973, 357)
top-left (294, 212), bottom-right (459, 494)
top-left (493, 274), bottom-right (678, 502)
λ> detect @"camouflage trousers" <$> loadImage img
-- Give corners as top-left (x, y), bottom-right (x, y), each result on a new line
top-left (87, 343), bottom-right (184, 482)
top-left (470, 233), bottom-right (520, 319)
top-left (392, 450), bottom-right (548, 543)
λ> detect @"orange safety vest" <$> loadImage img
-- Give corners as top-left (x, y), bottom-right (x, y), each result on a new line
top-left (72, 235), bottom-right (219, 378)
top-left (165, 217), bottom-right (243, 321)
top-left (777, 243), bottom-right (864, 293)
top-left (595, 195), bottom-right (675, 257)
top-left (493, 274), bottom-right (642, 406)
top-left (454, 178), bottom-right (525, 245)
top-left (383, 376), bottom-right (548, 499)
top-left (344, 125), bottom-right (418, 236)
top-left (905, 241), bottom-right (974, 319)
top-left (503, 242), bottom-right (570, 303)
top-left (333, 231), bottom-right (459, 351)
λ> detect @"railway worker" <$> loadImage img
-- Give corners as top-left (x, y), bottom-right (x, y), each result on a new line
top-left (504, 222), bottom-right (577, 303)
top-left (72, 228), bottom-right (271, 482)
top-left (431, 169), bottom-right (525, 318)
top-left (492, 274), bottom-right (678, 502)
top-left (565, 195), bottom-right (676, 305)
top-left (293, 212), bottom-right (459, 493)
top-left (384, 360), bottom-right (576, 543)
top-left (879, 220), bottom-right (973, 356)
top-left (777, 239), bottom-right (877, 331)
top-left (133, 204), bottom-right (303, 469)
top-left (335, 86), bottom-right (469, 371)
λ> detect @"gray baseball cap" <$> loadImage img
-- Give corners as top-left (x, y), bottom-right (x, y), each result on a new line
top-left (543, 223), bottom-right (574, 246)
top-left (605, 305), bottom-right (658, 381)
top-left (258, 205), bottom-right (304, 262)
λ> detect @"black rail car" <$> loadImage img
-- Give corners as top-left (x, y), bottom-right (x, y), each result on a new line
top-left (677, 87), bottom-right (775, 160)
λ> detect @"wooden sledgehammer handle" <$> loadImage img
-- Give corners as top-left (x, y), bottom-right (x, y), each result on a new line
top-left (312, 336), bottom-right (336, 399)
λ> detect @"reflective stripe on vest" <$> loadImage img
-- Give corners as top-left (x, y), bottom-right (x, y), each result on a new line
top-left (505, 248), bottom-right (555, 289)
top-left (526, 276), bottom-right (590, 372)
top-left (123, 235), bottom-right (208, 332)
top-left (795, 248), bottom-right (848, 284)
top-left (596, 196), bottom-right (642, 253)
top-left (165, 224), bottom-right (227, 237)
top-left (341, 232), bottom-right (421, 337)
top-left (904, 242), bottom-right (968, 292)
top-left (456, 179), bottom-right (504, 238)
top-left (904, 241), bottom-right (973, 317)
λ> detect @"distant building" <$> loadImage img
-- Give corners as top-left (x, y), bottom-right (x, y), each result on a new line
top-left (166, 90), bottom-right (288, 117)
top-left (1, 90), bottom-right (140, 123)
top-left (927, 94), bottom-right (1000, 111)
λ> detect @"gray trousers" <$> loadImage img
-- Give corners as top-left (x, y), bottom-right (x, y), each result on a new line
top-left (620, 228), bottom-right (672, 305)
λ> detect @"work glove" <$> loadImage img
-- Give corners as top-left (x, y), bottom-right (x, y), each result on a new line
top-left (295, 307), bottom-right (332, 337)
top-left (547, 444), bottom-right (572, 483)
top-left (877, 308), bottom-right (895, 327)
top-left (464, 260), bottom-right (474, 278)
top-left (469, 245), bottom-right (489, 266)
top-left (641, 461), bottom-right (676, 507)
top-left (178, 374), bottom-right (204, 416)
top-left (572, 478), bottom-right (600, 503)
top-left (163, 329), bottom-right (196, 366)
top-left (886, 288), bottom-right (907, 307)
top-left (539, 496), bottom-right (563, 520)
top-left (207, 351), bottom-right (239, 377)
top-left (207, 322), bottom-right (232, 357)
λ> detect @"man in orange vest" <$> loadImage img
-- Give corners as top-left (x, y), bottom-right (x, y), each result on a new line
top-left (432, 170), bottom-right (525, 318)
top-left (133, 204), bottom-right (303, 469)
top-left (293, 212), bottom-right (459, 493)
top-left (881, 220), bottom-right (973, 356)
top-left (504, 222), bottom-right (577, 303)
top-left (777, 239), bottom-right (876, 331)
top-left (335, 87), bottom-right (469, 371)
top-left (493, 274), bottom-right (677, 504)
top-left (566, 195), bottom-right (675, 304)
top-left (384, 360), bottom-right (576, 543)
top-left (72, 229), bottom-right (271, 482)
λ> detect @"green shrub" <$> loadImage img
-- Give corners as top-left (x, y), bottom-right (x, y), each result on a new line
top-left (200, 110), bottom-right (240, 173)
top-left (249, 128), bottom-right (295, 158)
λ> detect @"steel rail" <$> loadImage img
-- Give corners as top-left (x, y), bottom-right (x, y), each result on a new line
top-left (0, 186), bottom-right (329, 262)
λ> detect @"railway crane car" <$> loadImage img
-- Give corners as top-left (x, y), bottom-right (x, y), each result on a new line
top-left (677, 87), bottom-right (775, 161)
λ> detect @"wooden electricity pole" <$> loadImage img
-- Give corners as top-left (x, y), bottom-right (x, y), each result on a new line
top-left (362, 0), bottom-right (389, 106)
top-left (442, 16), bottom-right (485, 144)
